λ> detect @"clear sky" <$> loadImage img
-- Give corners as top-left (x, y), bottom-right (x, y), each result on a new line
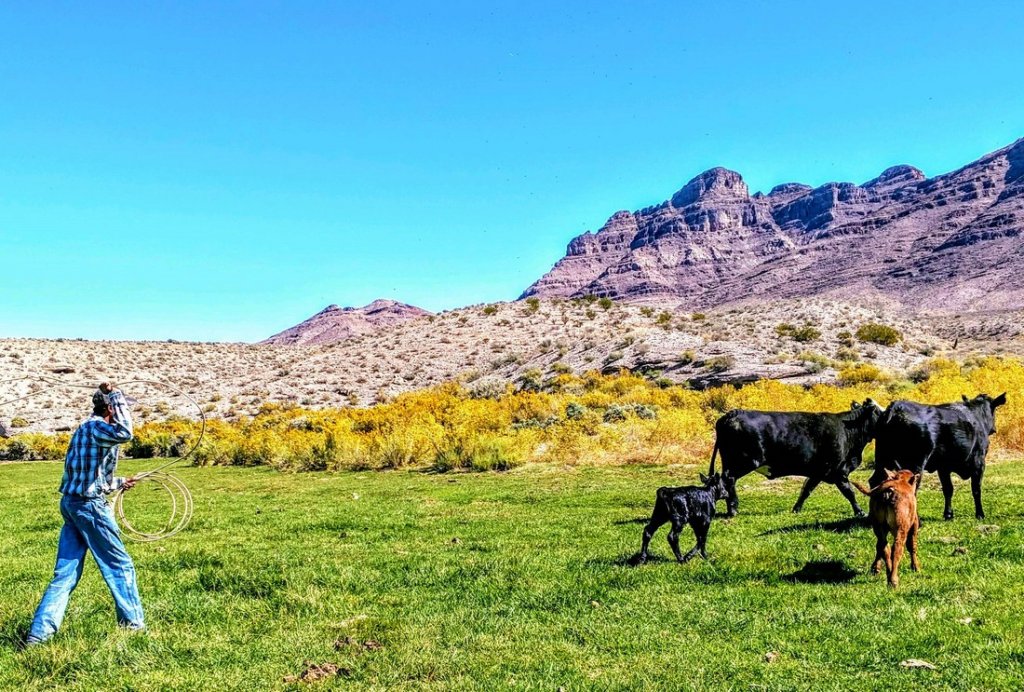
top-left (1, 1), bottom-right (1022, 342)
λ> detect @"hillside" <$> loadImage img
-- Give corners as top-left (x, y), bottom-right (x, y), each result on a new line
top-left (4, 298), bottom-right (1023, 433)
top-left (524, 138), bottom-right (1024, 311)
top-left (262, 299), bottom-right (432, 346)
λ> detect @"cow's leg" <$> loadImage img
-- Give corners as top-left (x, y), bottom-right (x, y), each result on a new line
top-left (872, 527), bottom-right (888, 575)
top-left (667, 516), bottom-right (686, 563)
top-left (635, 503), bottom-right (669, 564)
top-left (724, 472), bottom-right (740, 518)
top-left (835, 478), bottom-right (866, 518)
top-left (888, 529), bottom-right (908, 588)
top-left (971, 468), bottom-right (985, 520)
top-left (791, 477), bottom-right (822, 513)
top-left (938, 469), bottom-right (955, 521)
top-left (686, 517), bottom-right (712, 561)
top-left (908, 521), bottom-right (921, 572)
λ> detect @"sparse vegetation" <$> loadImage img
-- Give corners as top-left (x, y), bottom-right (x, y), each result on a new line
top-left (856, 322), bottom-right (903, 346)
top-left (776, 323), bottom-right (821, 343)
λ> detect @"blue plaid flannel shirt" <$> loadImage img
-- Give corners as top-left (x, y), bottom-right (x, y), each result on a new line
top-left (59, 390), bottom-right (134, 498)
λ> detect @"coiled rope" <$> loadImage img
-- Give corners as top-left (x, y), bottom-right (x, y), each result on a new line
top-left (0, 375), bottom-right (205, 542)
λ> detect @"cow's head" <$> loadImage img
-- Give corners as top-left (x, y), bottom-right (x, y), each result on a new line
top-left (961, 393), bottom-right (1007, 435)
top-left (700, 472), bottom-right (729, 501)
top-left (846, 398), bottom-right (884, 436)
top-left (884, 468), bottom-right (918, 486)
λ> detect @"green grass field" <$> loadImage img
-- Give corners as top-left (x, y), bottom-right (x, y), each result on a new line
top-left (2, 460), bottom-right (1023, 690)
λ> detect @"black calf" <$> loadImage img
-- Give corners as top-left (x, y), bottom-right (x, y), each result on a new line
top-left (632, 474), bottom-right (729, 564)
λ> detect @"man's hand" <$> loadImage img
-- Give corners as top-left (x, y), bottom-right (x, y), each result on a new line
top-left (99, 382), bottom-right (119, 396)
top-left (121, 476), bottom-right (139, 491)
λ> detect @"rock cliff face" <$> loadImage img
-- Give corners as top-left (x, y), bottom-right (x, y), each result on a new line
top-left (523, 138), bottom-right (1024, 311)
top-left (263, 300), bottom-right (432, 346)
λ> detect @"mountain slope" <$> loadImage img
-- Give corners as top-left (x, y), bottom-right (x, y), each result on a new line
top-left (524, 138), bottom-right (1024, 311)
top-left (263, 300), bottom-right (432, 346)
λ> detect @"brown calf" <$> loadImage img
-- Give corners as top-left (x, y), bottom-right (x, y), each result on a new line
top-left (853, 470), bottom-right (921, 588)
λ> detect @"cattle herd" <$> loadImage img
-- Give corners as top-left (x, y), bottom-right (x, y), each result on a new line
top-left (632, 393), bottom-right (1008, 588)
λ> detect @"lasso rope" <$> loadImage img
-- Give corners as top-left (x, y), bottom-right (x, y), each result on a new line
top-left (0, 375), bottom-right (205, 542)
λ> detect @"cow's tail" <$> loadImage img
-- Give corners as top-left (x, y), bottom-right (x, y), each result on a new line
top-left (708, 439), bottom-right (720, 476)
top-left (851, 480), bottom-right (874, 496)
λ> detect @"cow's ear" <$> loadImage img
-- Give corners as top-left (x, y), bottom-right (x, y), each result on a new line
top-left (850, 401), bottom-right (860, 410)
top-left (885, 469), bottom-right (898, 480)
top-left (993, 392), bottom-right (1007, 408)
top-left (962, 394), bottom-right (970, 404)
top-left (699, 473), bottom-right (709, 485)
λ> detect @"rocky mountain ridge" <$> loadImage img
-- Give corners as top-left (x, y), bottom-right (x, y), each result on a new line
top-left (523, 138), bottom-right (1024, 311)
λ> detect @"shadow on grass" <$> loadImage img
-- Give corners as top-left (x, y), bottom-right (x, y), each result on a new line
top-left (586, 552), bottom-right (671, 568)
top-left (785, 559), bottom-right (858, 584)
top-left (613, 516), bottom-right (649, 525)
top-left (759, 516), bottom-right (867, 536)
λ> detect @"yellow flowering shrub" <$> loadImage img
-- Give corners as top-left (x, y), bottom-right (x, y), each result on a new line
top-left (4, 357), bottom-right (1022, 469)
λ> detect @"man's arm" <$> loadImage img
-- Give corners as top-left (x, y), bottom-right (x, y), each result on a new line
top-left (93, 390), bottom-right (134, 444)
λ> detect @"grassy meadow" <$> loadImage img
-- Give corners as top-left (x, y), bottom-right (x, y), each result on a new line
top-left (2, 458), bottom-right (1024, 690)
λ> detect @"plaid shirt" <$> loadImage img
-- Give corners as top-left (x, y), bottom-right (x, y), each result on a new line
top-left (59, 390), bottom-right (134, 498)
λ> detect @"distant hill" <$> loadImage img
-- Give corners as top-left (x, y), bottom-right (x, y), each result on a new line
top-left (524, 138), bottom-right (1024, 311)
top-left (263, 299), bottom-right (432, 346)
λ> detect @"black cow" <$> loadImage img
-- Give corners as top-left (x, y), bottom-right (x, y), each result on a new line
top-left (708, 399), bottom-right (883, 518)
top-left (869, 394), bottom-right (1007, 520)
top-left (631, 473), bottom-right (729, 565)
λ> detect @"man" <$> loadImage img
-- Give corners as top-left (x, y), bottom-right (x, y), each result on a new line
top-left (26, 382), bottom-right (144, 645)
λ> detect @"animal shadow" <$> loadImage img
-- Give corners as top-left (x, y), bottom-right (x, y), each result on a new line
top-left (613, 516), bottom-right (649, 526)
top-left (760, 516), bottom-right (867, 536)
top-left (785, 559), bottom-right (858, 584)
top-left (598, 552), bottom-right (670, 567)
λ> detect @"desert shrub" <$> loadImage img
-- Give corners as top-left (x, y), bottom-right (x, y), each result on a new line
top-left (518, 369), bottom-right (544, 392)
top-left (856, 322), bottom-right (902, 346)
top-left (603, 405), bottom-right (628, 423)
top-left (0, 432), bottom-right (69, 461)
top-left (482, 305), bottom-right (498, 316)
top-left (13, 357), bottom-right (1024, 471)
top-left (656, 311), bottom-right (673, 327)
top-left (776, 323), bottom-right (821, 342)
top-left (705, 355), bottom-right (735, 373)
top-left (677, 350), bottom-right (696, 365)
top-left (550, 362), bottom-right (572, 375)
top-left (835, 347), bottom-right (859, 362)
top-left (524, 297), bottom-right (541, 314)
top-left (640, 307), bottom-right (655, 317)
top-left (631, 404), bottom-right (657, 420)
top-left (10, 417), bottom-right (29, 428)
top-left (598, 297), bottom-right (614, 311)
top-left (837, 363), bottom-right (886, 385)
top-left (837, 330), bottom-right (854, 347)
top-left (565, 402), bottom-right (586, 420)
top-left (797, 351), bottom-right (832, 373)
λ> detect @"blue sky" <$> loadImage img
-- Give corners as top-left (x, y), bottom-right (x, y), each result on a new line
top-left (1, 1), bottom-right (1022, 342)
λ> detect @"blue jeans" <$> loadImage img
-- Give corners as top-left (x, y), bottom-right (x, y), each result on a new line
top-left (28, 494), bottom-right (145, 642)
